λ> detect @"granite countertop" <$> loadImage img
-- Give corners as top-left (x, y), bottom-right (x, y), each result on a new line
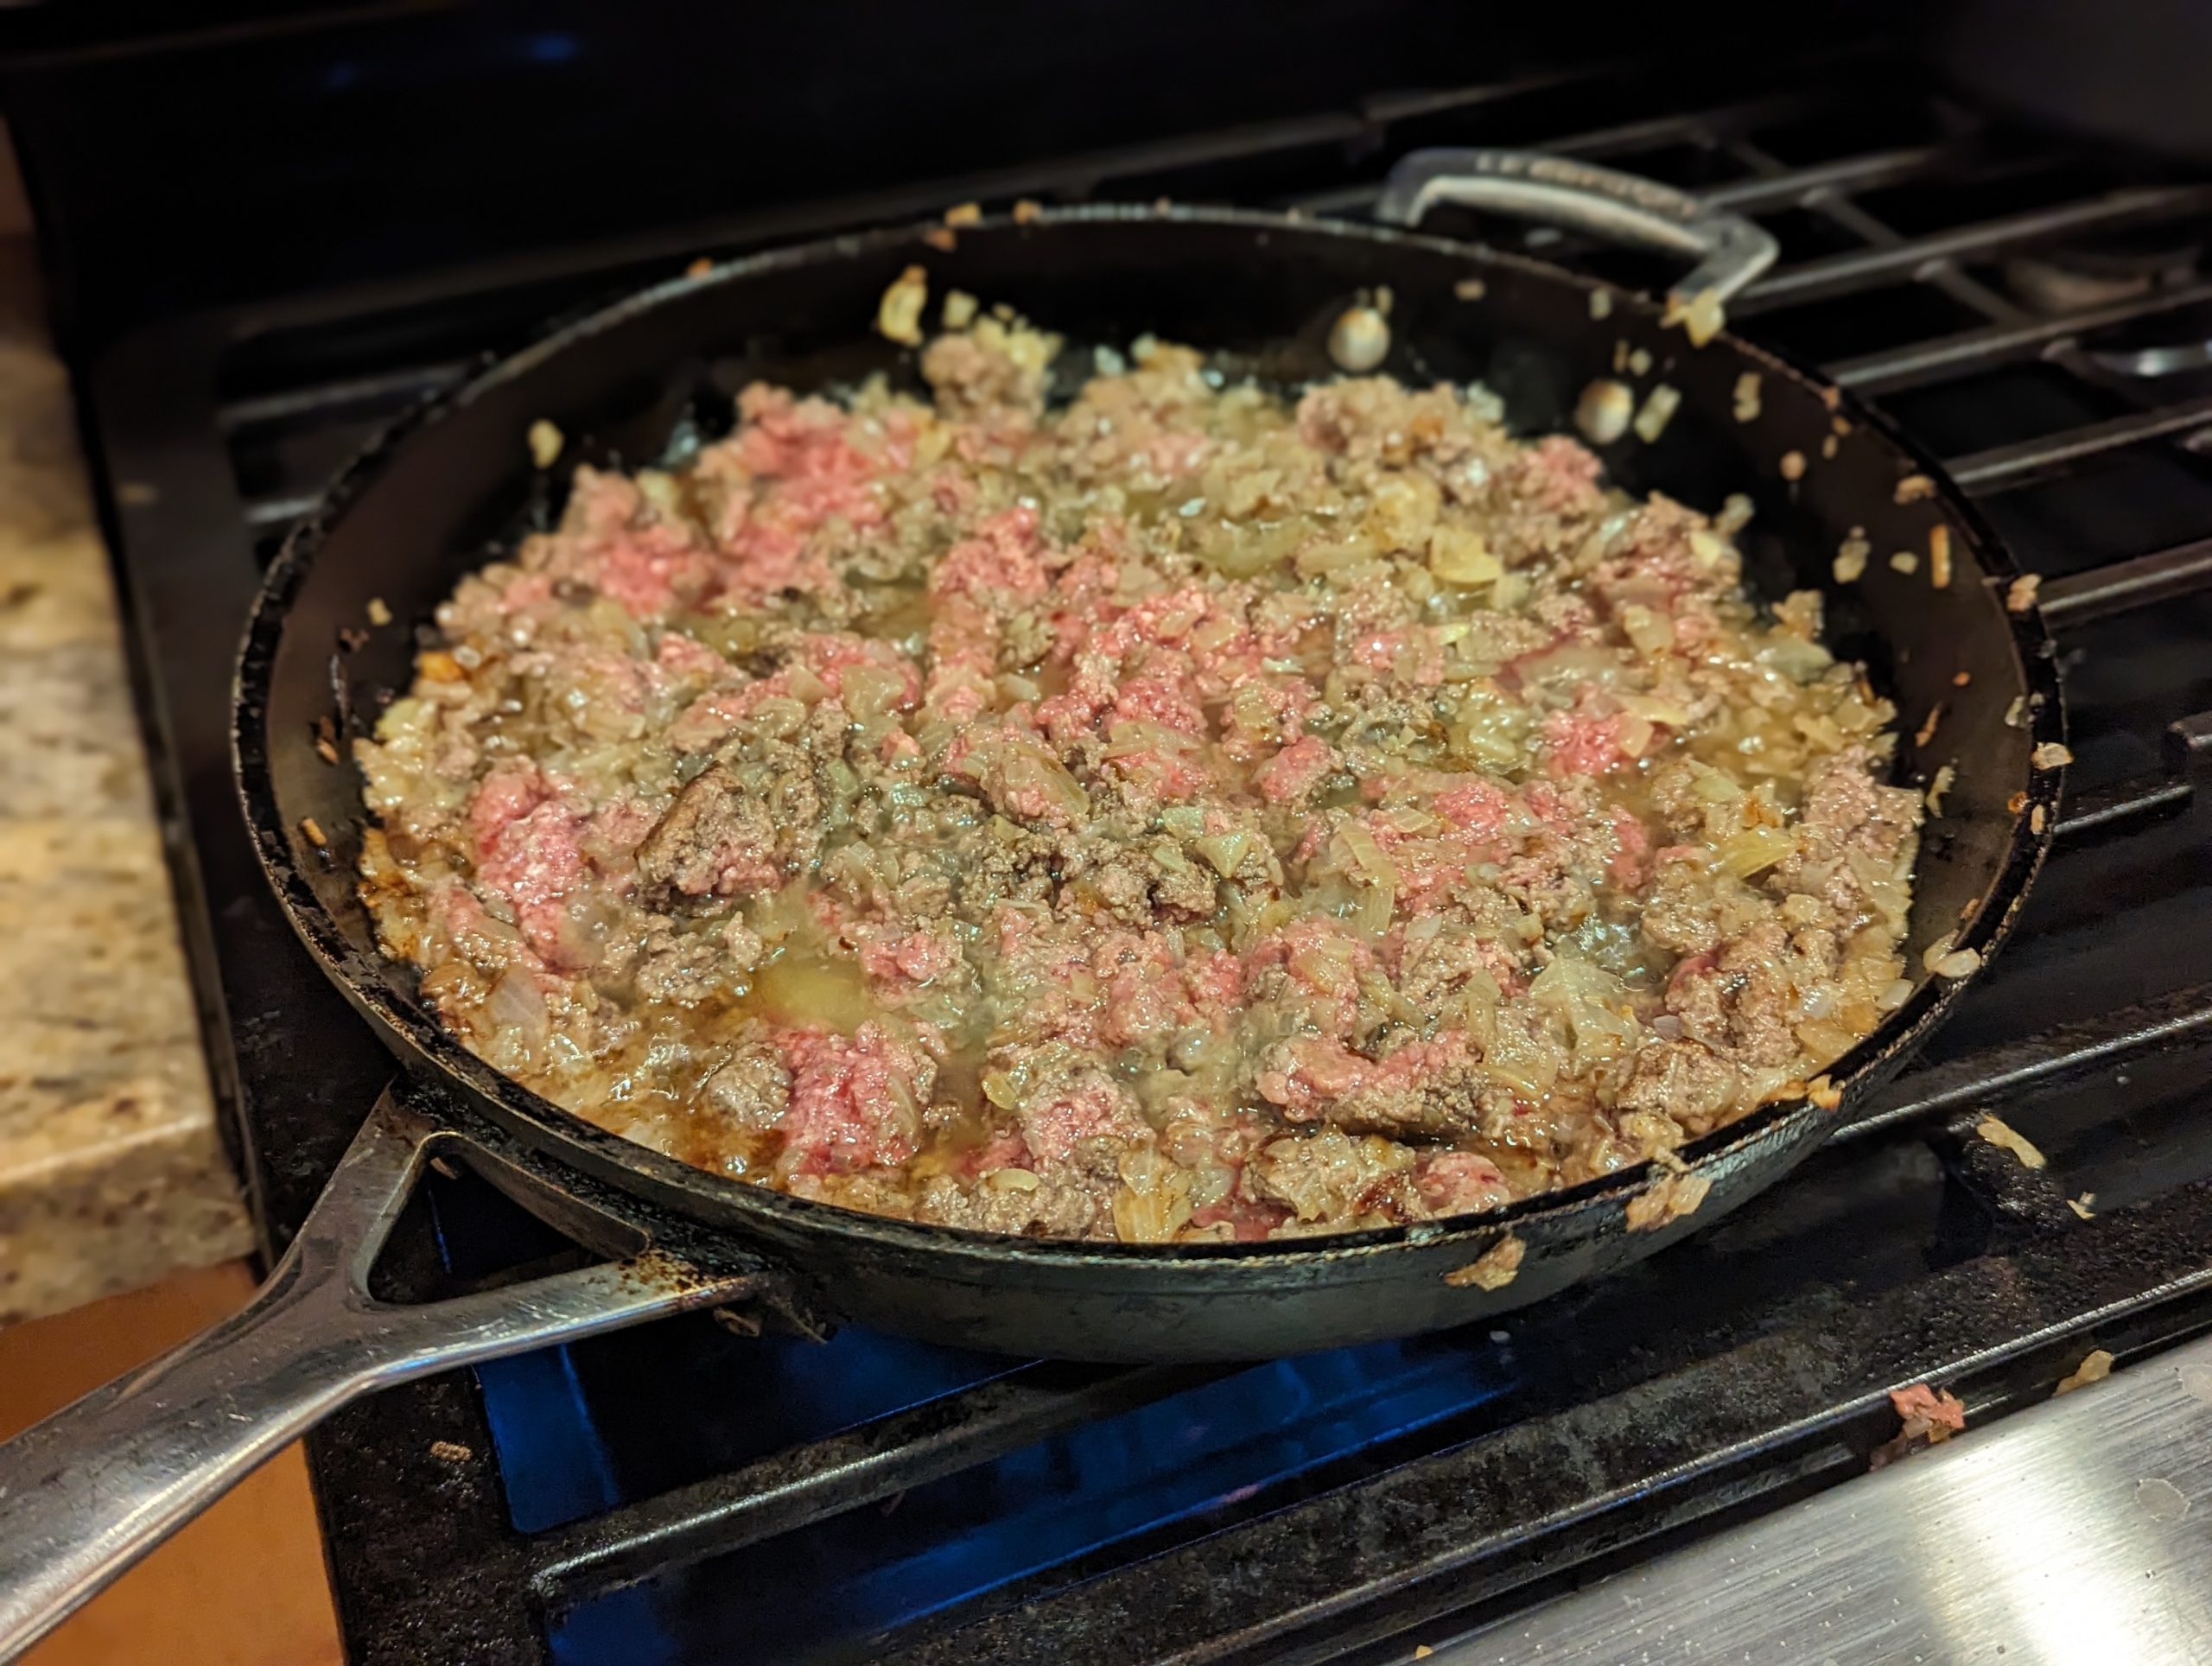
top-left (0, 236), bottom-right (252, 1325)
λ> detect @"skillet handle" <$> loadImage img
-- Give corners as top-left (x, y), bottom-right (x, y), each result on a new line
top-left (0, 1088), bottom-right (768, 1663)
top-left (1374, 148), bottom-right (1779, 307)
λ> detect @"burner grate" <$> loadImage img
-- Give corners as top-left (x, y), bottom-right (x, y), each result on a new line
top-left (41, 39), bottom-right (2212, 1666)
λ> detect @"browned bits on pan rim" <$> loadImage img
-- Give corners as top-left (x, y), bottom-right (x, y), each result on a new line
top-left (1625, 1168), bottom-right (1713, 1231)
top-left (1444, 1233), bottom-right (1525, 1289)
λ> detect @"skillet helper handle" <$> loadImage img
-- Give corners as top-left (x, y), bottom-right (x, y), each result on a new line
top-left (1374, 148), bottom-right (1779, 307)
top-left (0, 1090), bottom-right (766, 1663)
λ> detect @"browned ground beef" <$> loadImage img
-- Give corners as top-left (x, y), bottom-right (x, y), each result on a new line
top-left (358, 300), bottom-right (1919, 1243)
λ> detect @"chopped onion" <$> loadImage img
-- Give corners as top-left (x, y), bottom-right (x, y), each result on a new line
top-left (1632, 384), bottom-right (1681, 443)
top-left (484, 969), bottom-right (550, 1046)
top-left (1575, 378), bottom-right (1634, 445)
top-left (1715, 824), bottom-right (1795, 878)
top-left (875, 265), bottom-right (929, 347)
top-left (1428, 526), bottom-right (1501, 586)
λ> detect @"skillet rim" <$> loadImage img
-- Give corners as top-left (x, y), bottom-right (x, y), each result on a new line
top-left (233, 202), bottom-right (2066, 1271)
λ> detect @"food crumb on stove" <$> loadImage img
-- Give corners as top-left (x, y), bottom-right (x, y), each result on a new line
top-left (686, 256), bottom-right (714, 278)
top-left (1626, 346), bottom-right (1653, 378)
top-left (1806, 1073), bottom-right (1842, 1110)
top-left (1915, 702), bottom-right (1944, 748)
top-left (2031, 804), bottom-right (2047, 833)
top-left (1872, 1383), bottom-right (1967, 1468)
top-left (1929, 525), bottom-right (1953, 588)
top-left (2006, 790), bottom-right (2029, 815)
top-left (923, 227), bottom-right (957, 251)
top-left (874, 264), bottom-right (930, 346)
top-left (1781, 449), bottom-right (1807, 481)
top-left (1890, 551), bottom-right (1919, 575)
top-left (366, 596), bottom-right (393, 626)
top-left (1454, 277), bottom-right (1487, 301)
top-left (315, 734), bottom-right (340, 766)
top-left (1894, 474), bottom-right (1936, 505)
top-left (944, 201), bottom-right (982, 226)
top-left (2032, 741), bottom-right (2073, 769)
top-left (1925, 764), bottom-right (1955, 817)
top-left (1833, 530), bottom-right (1871, 583)
top-left (942, 289), bottom-right (979, 330)
top-left (1975, 1113), bottom-right (2045, 1168)
top-left (1716, 491), bottom-right (1755, 533)
top-left (2006, 573), bottom-right (2043, 613)
top-left (1445, 1233), bottom-right (1525, 1289)
top-left (2068, 1192), bottom-right (2097, 1221)
top-left (2056, 1349), bottom-right (2116, 1396)
top-left (527, 419), bottom-right (563, 469)
top-left (1588, 289), bottom-right (1613, 320)
top-left (1414, 1648), bottom-right (1434, 1660)
top-left (1821, 433), bottom-right (1840, 461)
top-left (299, 817), bottom-right (327, 849)
top-left (1952, 670), bottom-right (1972, 688)
top-left (1732, 372), bottom-right (1762, 423)
top-left (2005, 696), bottom-right (2026, 728)
top-left (429, 1440), bottom-right (474, 1463)
top-left (1631, 382), bottom-right (1681, 442)
top-left (1013, 198), bottom-right (1043, 223)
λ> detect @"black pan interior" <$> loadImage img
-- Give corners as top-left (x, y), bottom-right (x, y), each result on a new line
top-left (237, 210), bottom-right (2061, 1359)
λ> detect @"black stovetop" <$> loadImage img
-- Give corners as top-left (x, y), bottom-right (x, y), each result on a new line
top-left (13, 12), bottom-right (2212, 1663)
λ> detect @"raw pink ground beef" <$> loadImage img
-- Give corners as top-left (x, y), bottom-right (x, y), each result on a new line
top-left (357, 305), bottom-right (1919, 1243)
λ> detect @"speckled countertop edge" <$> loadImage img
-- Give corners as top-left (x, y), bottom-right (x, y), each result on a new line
top-left (0, 234), bottom-right (252, 1325)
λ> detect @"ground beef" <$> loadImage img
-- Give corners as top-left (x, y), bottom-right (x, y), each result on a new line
top-left (358, 303), bottom-right (1916, 1243)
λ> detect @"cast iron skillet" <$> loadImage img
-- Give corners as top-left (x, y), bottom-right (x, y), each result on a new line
top-left (0, 149), bottom-right (2063, 1656)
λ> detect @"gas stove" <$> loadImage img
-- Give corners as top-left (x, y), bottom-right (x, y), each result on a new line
top-left (10, 10), bottom-right (2212, 1663)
